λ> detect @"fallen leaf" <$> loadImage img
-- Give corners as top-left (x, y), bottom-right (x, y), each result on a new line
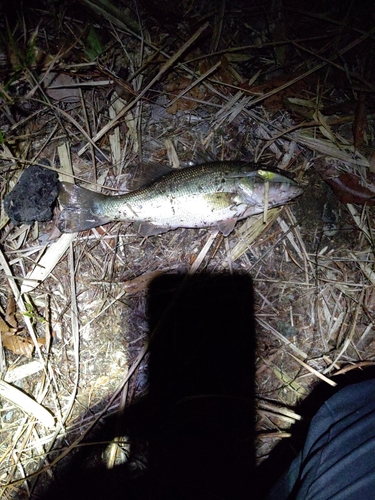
top-left (357, 145), bottom-right (375, 173)
top-left (326, 173), bottom-right (375, 205)
top-left (5, 293), bottom-right (17, 328)
top-left (43, 72), bottom-right (80, 102)
top-left (2, 332), bottom-right (34, 358)
top-left (353, 94), bottom-right (367, 149)
top-left (123, 270), bottom-right (164, 294)
top-left (0, 316), bottom-right (15, 335)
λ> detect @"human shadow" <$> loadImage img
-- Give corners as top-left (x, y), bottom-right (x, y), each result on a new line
top-left (36, 271), bottom-right (256, 499)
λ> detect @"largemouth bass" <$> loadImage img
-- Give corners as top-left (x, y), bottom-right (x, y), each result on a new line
top-left (57, 161), bottom-right (303, 236)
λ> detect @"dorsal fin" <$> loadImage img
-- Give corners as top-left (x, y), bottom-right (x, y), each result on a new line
top-left (126, 163), bottom-right (175, 191)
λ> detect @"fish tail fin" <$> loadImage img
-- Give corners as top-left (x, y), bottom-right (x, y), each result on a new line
top-left (57, 182), bottom-right (111, 233)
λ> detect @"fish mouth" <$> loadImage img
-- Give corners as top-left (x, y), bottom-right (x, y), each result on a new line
top-left (269, 184), bottom-right (303, 204)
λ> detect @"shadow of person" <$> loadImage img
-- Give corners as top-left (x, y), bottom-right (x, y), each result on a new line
top-left (35, 271), bottom-right (256, 500)
top-left (140, 272), bottom-right (256, 499)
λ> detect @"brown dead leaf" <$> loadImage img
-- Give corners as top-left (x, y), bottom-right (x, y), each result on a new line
top-left (123, 270), bottom-right (164, 294)
top-left (0, 292), bottom-right (17, 333)
top-left (164, 76), bottom-right (191, 93)
top-left (244, 73), bottom-right (317, 114)
top-left (218, 63), bottom-right (237, 86)
top-left (326, 173), bottom-right (375, 205)
top-left (43, 72), bottom-right (80, 102)
top-left (1, 298), bottom-right (45, 356)
top-left (5, 293), bottom-right (17, 328)
top-left (166, 86), bottom-right (205, 114)
top-left (164, 75), bottom-right (206, 114)
top-left (353, 94), bottom-right (367, 149)
top-left (0, 316), bottom-right (15, 335)
top-left (2, 332), bottom-right (34, 358)
top-left (357, 145), bottom-right (375, 173)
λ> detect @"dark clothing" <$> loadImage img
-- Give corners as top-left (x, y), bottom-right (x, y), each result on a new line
top-left (267, 379), bottom-right (375, 500)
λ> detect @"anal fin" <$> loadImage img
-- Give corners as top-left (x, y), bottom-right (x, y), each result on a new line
top-left (134, 221), bottom-right (171, 237)
top-left (217, 218), bottom-right (237, 236)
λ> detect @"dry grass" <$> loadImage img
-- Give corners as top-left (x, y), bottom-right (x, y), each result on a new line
top-left (1, 1), bottom-right (375, 497)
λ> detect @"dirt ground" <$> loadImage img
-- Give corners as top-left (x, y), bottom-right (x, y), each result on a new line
top-left (1, 1), bottom-right (375, 498)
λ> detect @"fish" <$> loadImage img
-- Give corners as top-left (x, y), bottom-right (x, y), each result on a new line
top-left (57, 161), bottom-right (303, 236)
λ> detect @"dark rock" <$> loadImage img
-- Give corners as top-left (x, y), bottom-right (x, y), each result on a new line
top-left (4, 161), bottom-right (59, 225)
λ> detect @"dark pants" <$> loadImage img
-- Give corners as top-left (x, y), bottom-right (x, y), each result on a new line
top-left (267, 379), bottom-right (375, 500)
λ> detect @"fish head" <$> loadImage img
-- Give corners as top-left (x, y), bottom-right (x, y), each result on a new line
top-left (265, 181), bottom-right (303, 206)
top-left (239, 178), bottom-right (303, 209)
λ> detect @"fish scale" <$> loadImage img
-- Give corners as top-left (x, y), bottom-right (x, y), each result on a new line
top-left (57, 161), bottom-right (303, 236)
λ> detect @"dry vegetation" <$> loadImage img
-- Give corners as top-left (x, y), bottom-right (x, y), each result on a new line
top-left (1, 0), bottom-right (375, 497)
